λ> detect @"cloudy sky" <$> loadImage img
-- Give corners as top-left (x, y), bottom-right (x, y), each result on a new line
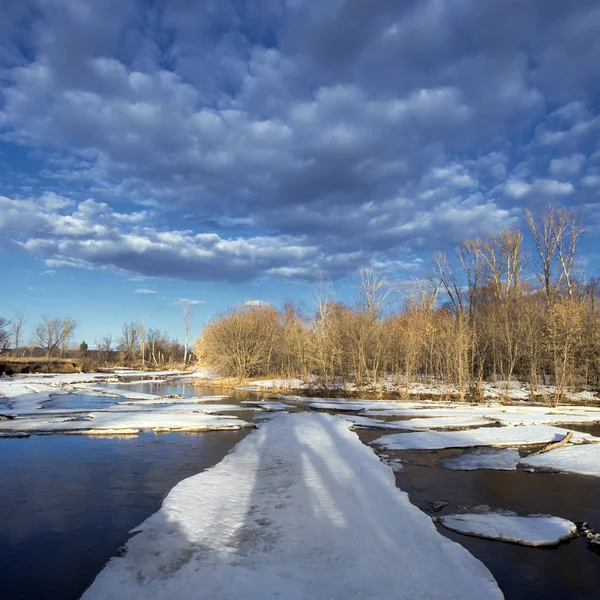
top-left (1, 0), bottom-right (600, 344)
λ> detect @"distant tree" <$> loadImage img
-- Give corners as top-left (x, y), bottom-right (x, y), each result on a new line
top-left (11, 311), bottom-right (25, 352)
top-left (182, 301), bottom-right (192, 364)
top-left (137, 315), bottom-right (146, 367)
top-left (118, 322), bottom-right (140, 364)
top-left (94, 335), bottom-right (113, 363)
top-left (34, 316), bottom-right (79, 357)
top-left (79, 340), bottom-right (89, 356)
top-left (0, 316), bottom-right (10, 353)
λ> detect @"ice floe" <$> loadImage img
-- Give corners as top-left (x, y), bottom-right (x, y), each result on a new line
top-left (364, 405), bottom-right (600, 428)
top-left (115, 395), bottom-right (230, 405)
top-left (372, 425), bottom-right (596, 451)
top-left (519, 443), bottom-right (600, 477)
top-left (0, 411), bottom-right (253, 434)
top-left (82, 413), bottom-right (501, 600)
top-left (438, 512), bottom-right (577, 546)
top-left (439, 448), bottom-right (521, 471)
top-left (388, 415), bottom-right (495, 430)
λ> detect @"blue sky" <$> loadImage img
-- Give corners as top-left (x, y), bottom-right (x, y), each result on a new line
top-left (1, 0), bottom-right (600, 346)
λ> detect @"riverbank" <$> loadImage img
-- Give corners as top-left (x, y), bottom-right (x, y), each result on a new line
top-left (192, 375), bottom-right (600, 407)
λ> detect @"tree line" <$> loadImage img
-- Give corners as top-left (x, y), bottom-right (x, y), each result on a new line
top-left (196, 208), bottom-right (599, 403)
top-left (0, 314), bottom-right (191, 368)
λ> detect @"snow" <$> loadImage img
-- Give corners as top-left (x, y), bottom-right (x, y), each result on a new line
top-left (82, 413), bottom-right (502, 600)
top-left (0, 371), bottom-right (186, 413)
top-left (67, 428), bottom-right (140, 436)
top-left (0, 411), bottom-right (253, 434)
top-left (439, 448), bottom-right (521, 471)
top-left (115, 395), bottom-right (230, 405)
top-left (438, 512), bottom-right (577, 546)
top-left (235, 378), bottom-right (305, 391)
top-left (372, 425), bottom-right (596, 451)
top-left (339, 415), bottom-right (408, 430)
top-left (389, 416), bottom-right (494, 430)
top-left (364, 405), bottom-right (600, 428)
top-left (519, 443), bottom-right (600, 477)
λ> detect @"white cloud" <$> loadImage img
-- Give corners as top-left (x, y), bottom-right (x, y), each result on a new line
top-left (175, 298), bottom-right (205, 306)
top-left (549, 153), bottom-right (585, 177)
top-left (135, 288), bottom-right (157, 294)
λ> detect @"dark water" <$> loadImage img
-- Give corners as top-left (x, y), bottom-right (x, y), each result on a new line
top-left (358, 430), bottom-right (600, 600)
top-left (0, 427), bottom-right (250, 599)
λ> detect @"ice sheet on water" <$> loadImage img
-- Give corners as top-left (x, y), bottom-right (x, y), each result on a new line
top-left (82, 413), bottom-right (502, 600)
top-left (439, 448), bottom-right (521, 471)
top-left (0, 410), bottom-right (253, 434)
top-left (373, 425), bottom-right (596, 451)
top-left (438, 512), bottom-right (577, 546)
top-left (520, 443), bottom-right (600, 477)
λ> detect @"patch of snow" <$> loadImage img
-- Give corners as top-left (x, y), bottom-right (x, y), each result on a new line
top-left (438, 512), bottom-right (577, 546)
top-left (439, 448), bottom-right (521, 471)
top-left (373, 425), bottom-right (596, 451)
top-left (519, 443), bottom-right (600, 477)
top-left (66, 428), bottom-right (140, 436)
top-left (82, 413), bottom-right (502, 600)
top-left (108, 379), bottom-right (168, 385)
top-left (236, 378), bottom-right (306, 391)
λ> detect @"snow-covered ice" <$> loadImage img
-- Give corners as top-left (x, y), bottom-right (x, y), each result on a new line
top-left (372, 425), bottom-right (596, 451)
top-left (82, 413), bottom-right (502, 600)
top-left (438, 512), bottom-right (577, 546)
top-left (364, 405), bottom-right (600, 427)
top-left (115, 395), bottom-right (230, 405)
top-left (0, 411), bottom-right (253, 434)
top-left (519, 443), bottom-right (600, 477)
top-left (387, 415), bottom-right (495, 430)
top-left (439, 448), bottom-right (521, 471)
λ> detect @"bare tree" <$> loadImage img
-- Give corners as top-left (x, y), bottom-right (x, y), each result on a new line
top-left (138, 315), bottom-right (146, 367)
top-left (0, 316), bottom-right (10, 353)
top-left (119, 322), bottom-right (140, 364)
top-left (95, 335), bottom-right (113, 363)
top-left (199, 304), bottom-right (280, 379)
top-left (525, 207), bottom-right (583, 303)
top-left (432, 252), bottom-right (464, 318)
top-left (10, 311), bottom-right (25, 352)
top-left (354, 267), bottom-right (391, 318)
top-left (34, 316), bottom-right (79, 357)
top-left (182, 301), bottom-right (191, 365)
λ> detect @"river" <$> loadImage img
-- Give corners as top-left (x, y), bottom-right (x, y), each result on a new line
top-left (1, 379), bottom-right (599, 599)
